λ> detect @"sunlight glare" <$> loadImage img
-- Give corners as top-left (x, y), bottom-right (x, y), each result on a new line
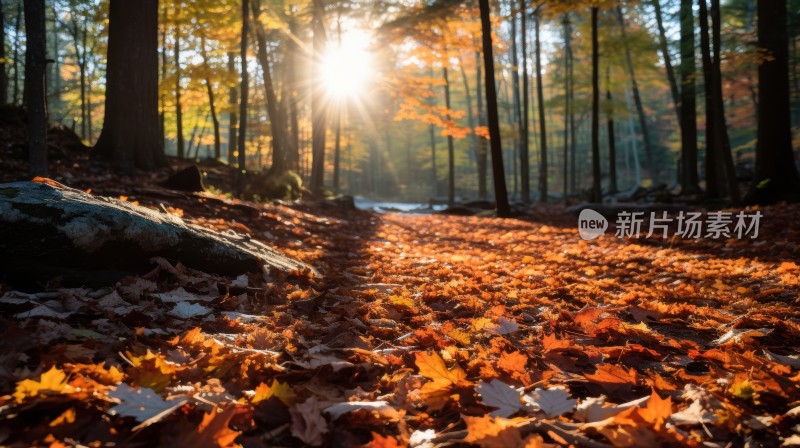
top-left (321, 29), bottom-right (373, 100)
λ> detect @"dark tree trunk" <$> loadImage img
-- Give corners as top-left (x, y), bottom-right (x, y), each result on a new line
top-left (236, 0), bottom-right (250, 196)
top-left (24, 0), bottom-right (47, 178)
top-left (618, 6), bottom-right (658, 185)
top-left (0, 0), bottom-right (7, 106)
top-left (287, 17), bottom-right (301, 172)
top-left (562, 14), bottom-right (571, 201)
top-left (710, 0), bottom-right (739, 203)
top-left (428, 66), bottom-right (438, 197)
top-left (652, 0), bottom-right (681, 124)
top-left (746, 0), bottom-right (800, 203)
top-left (699, 0), bottom-right (721, 198)
top-left (534, 10), bottom-right (547, 203)
top-left (93, 0), bottom-right (166, 171)
top-left (590, 7), bottom-right (601, 203)
top-left (678, 0), bottom-right (699, 192)
top-left (443, 66), bottom-right (456, 207)
top-left (13, 3), bottom-right (21, 104)
top-left (227, 52), bottom-right (238, 166)
top-left (68, 18), bottom-right (87, 139)
top-left (174, 9), bottom-right (185, 160)
top-left (606, 67), bottom-right (618, 194)
top-left (478, 0), bottom-right (510, 216)
top-left (160, 3), bottom-right (167, 148)
top-left (510, 9), bottom-right (523, 204)
top-left (519, 0), bottom-right (530, 204)
top-left (252, 0), bottom-right (287, 174)
top-left (333, 110), bottom-right (341, 193)
top-left (199, 38), bottom-right (221, 161)
top-left (476, 50), bottom-right (488, 200)
top-left (309, 0), bottom-right (327, 197)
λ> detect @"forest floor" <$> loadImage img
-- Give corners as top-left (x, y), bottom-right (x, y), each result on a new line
top-left (2, 139), bottom-right (800, 446)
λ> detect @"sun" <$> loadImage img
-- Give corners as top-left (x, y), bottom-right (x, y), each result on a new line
top-left (320, 29), bottom-right (374, 100)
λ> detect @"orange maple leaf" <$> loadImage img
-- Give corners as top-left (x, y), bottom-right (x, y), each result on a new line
top-left (174, 406), bottom-right (240, 448)
top-left (368, 432), bottom-right (405, 448)
top-left (463, 415), bottom-right (542, 448)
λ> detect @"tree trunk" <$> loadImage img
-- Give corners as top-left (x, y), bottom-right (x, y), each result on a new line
top-left (476, 50), bottom-right (488, 200)
top-left (478, 0), bottom-right (510, 216)
top-left (710, 0), bottom-right (740, 203)
top-left (428, 66), bottom-right (438, 197)
top-left (699, 0), bottom-right (721, 198)
top-left (227, 52), bottom-right (238, 166)
top-left (69, 19), bottom-right (87, 140)
top-left (94, 0), bottom-right (165, 171)
top-left (199, 37), bottom-right (221, 161)
top-left (160, 3), bottom-right (167, 148)
top-left (0, 0), bottom-right (7, 106)
top-left (309, 0), bottom-right (327, 198)
top-left (174, 8), bottom-right (185, 160)
top-left (519, 0), bottom-right (530, 204)
top-left (333, 109), bottom-right (341, 193)
top-left (24, 0), bottom-right (47, 178)
top-left (534, 10), bottom-right (548, 203)
top-left (443, 66), bottom-right (456, 207)
top-left (678, 0), bottom-right (699, 192)
top-left (510, 9), bottom-right (523, 204)
top-left (13, 2), bottom-right (21, 104)
top-left (606, 67), bottom-right (618, 194)
top-left (618, 6), bottom-right (658, 185)
top-left (746, 0), bottom-right (800, 203)
top-left (287, 16), bottom-right (301, 172)
top-left (652, 0), bottom-right (681, 124)
top-left (251, 0), bottom-right (287, 174)
top-left (590, 7), bottom-right (601, 203)
top-left (236, 0), bottom-right (250, 196)
top-left (562, 14), bottom-right (571, 201)
top-left (567, 16), bottom-right (576, 194)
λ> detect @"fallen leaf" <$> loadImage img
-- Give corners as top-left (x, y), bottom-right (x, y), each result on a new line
top-left (107, 383), bottom-right (188, 424)
top-left (251, 379), bottom-right (294, 405)
top-left (463, 415), bottom-right (524, 448)
top-left (168, 301), bottom-right (213, 319)
top-left (290, 396), bottom-right (328, 446)
top-left (324, 401), bottom-right (400, 420)
top-left (523, 386), bottom-right (576, 418)
top-left (13, 366), bottom-right (73, 403)
top-left (475, 379), bottom-right (526, 417)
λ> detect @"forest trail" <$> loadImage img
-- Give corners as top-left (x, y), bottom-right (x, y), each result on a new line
top-left (2, 191), bottom-right (800, 446)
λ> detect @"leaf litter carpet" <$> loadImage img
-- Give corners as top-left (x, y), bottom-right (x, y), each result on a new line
top-left (1, 191), bottom-right (800, 447)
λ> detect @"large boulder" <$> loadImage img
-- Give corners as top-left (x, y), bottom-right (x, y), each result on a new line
top-left (0, 179), bottom-right (315, 288)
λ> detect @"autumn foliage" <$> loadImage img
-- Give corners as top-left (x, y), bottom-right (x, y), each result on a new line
top-left (1, 182), bottom-right (800, 446)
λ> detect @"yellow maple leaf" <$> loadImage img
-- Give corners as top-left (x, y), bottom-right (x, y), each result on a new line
top-left (252, 379), bottom-right (294, 405)
top-left (729, 377), bottom-right (756, 400)
top-left (415, 351), bottom-right (466, 385)
top-left (124, 350), bottom-right (176, 392)
top-left (13, 366), bottom-right (73, 403)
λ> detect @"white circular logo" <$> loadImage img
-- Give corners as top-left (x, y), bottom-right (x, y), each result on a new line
top-left (578, 209), bottom-right (608, 240)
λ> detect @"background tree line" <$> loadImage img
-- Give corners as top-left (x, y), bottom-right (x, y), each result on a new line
top-left (4, 0), bottom-right (800, 210)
